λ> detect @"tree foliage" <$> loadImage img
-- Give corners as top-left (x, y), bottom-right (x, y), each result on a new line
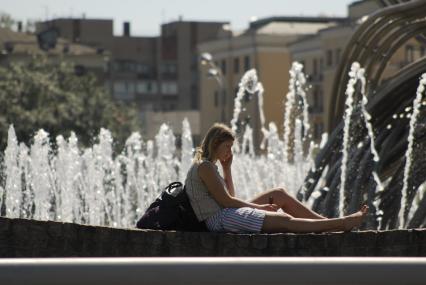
top-left (0, 55), bottom-right (140, 149)
top-left (0, 12), bottom-right (15, 29)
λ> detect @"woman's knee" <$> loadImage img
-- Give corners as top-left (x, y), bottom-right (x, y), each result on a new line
top-left (270, 187), bottom-right (289, 198)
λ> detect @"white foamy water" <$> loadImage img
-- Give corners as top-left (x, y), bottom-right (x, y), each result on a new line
top-left (340, 63), bottom-right (359, 216)
top-left (0, 63), bottom-right (423, 230)
top-left (0, 122), bottom-right (312, 228)
top-left (399, 73), bottom-right (426, 228)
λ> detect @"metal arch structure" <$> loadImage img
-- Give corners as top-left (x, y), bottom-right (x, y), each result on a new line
top-left (328, 0), bottom-right (426, 131)
top-left (299, 0), bottom-right (426, 229)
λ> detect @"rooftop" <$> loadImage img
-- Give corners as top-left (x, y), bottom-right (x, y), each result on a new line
top-left (0, 27), bottom-right (100, 56)
top-left (249, 16), bottom-right (348, 30)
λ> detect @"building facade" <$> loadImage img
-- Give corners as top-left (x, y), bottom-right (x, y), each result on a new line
top-left (35, 18), bottom-right (228, 142)
top-left (198, 17), bottom-right (344, 151)
top-left (0, 26), bottom-right (106, 74)
top-left (289, 0), bottom-right (426, 139)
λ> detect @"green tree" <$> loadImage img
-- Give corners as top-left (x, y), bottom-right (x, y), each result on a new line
top-left (0, 55), bottom-right (140, 150)
top-left (0, 12), bottom-right (15, 29)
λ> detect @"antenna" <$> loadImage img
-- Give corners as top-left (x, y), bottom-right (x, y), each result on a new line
top-left (43, 5), bottom-right (49, 20)
top-left (161, 9), bottom-right (166, 24)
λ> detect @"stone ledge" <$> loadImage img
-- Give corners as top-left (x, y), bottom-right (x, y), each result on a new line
top-left (0, 217), bottom-right (425, 257)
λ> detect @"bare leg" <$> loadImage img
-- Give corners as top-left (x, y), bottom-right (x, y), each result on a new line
top-left (250, 188), bottom-right (326, 219)
top-left (261, 205), bottom-right (368, 233)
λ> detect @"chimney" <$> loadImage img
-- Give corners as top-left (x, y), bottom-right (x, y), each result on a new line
top-left (123, 22), bottom-right (130, 37)
top-left (17, 21), bottom-right (23, 32)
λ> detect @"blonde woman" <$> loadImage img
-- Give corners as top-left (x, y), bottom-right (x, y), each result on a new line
top-left (185, 123), bottom-right (368, 234)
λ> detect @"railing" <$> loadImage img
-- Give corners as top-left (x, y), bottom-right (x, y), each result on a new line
top-left (0, 257), bottom-right (425, 285)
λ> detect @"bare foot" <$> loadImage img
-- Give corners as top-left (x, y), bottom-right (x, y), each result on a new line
top-left (343, 205), bottom-right (368, 231)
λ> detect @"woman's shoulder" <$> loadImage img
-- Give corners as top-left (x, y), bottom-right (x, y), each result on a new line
top-left (197, 160), bottom-right (217, 176)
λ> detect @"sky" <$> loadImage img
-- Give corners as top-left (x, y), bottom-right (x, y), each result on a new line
top-left (1, 0), bottom-right (356, 36)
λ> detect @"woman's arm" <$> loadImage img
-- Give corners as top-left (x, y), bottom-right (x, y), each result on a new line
top-left (198, 161), bottom-right (278, 211)
top-left (222, 163), bottom-right (235, 197)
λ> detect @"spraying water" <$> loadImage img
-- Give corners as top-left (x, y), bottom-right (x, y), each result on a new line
top-left (399, 73), bottom-right (426, 228)
top-left (1, 62), bottom-right (422, 230)
top-left (256, 83), bottom-right (269, 150)
top-left (356, 66), bottom-right (385, 226)
top-left (230, 69), bottom-right (259, 134)
top-left (283, 62), bottom-right (310, 163)
top-left (340, 63), bottom-right (361, 216)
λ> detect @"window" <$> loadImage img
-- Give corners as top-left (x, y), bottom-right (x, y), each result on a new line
top-left (318, 88), bottom-right (323, 112)
top-left (214, 90), bottom-right (219, 107)
top-left (326, 50), bottom-right (333, 67)
top-left (161, 63), bottom-right (177, 75)
top-left (234, 57), bottom-right (240, 73)
top-left (191, 85), bottom-right (198, 109)
top-left (313, 88), bottom-right (318, 112)
top-left (127, 82), bottom-right (135, 94)
top-left (161, 81), bottom-right (178, 95)
top-left (235, 86), bottom-right (240, 95)
top-left (314, 122), bottom-right (324, 140)
top-left (313, 59), bottom-right (318, 77)
top-left (113, 81), bottom-right (134, 100)
top-left (136, 63), bottom-right (151, 74)
top-left (244, 55), bottom-right (250, 71)
top-left (336, 49), bottom-right (342, 65)
top-left (405, 45), bottom-right (414, 63)
top-left (137, 81), bottom-right (158, 94)
top-left (113, 81), bottom-right (126, 93)
top-left (141, 103), bottom-right (154, 111)
top-left (221, 59), bottom-right (227, 75)
top-left (137, 81), bottom-right (148, 93)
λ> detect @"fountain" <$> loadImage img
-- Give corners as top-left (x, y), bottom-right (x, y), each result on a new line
top-left (1, 1), bottom-right (426, 230)
top-left (0, 65), bottom-right (316, 228)
top-left (1, 56), bottom-right (426, 230)
top-left (2, 54), bottom-right (426, 231)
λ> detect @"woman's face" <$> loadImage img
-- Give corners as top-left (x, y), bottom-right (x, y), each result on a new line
top-left (214, 139), bottom-right (233, 161)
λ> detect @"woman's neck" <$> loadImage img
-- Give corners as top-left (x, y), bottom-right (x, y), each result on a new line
top-left (203, 156), bottom-right (217, 164)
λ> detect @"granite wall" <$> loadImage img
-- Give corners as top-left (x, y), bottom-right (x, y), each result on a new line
top-left (0, 217), bottom-right (425, 257)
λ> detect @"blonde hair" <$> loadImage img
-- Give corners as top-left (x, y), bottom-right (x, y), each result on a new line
top-left (194, 123), bottom-right (235, 162)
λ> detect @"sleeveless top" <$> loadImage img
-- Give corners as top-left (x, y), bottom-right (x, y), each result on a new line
top-left (185, 160), bottom-right (224, 221)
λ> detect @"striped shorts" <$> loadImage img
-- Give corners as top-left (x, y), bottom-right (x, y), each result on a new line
top-left (205, 207), bottom-right (266, 234)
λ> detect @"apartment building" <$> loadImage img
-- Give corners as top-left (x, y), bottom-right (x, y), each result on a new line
top-left (36, 18), bottom-right (228, 142)
top-left (289, 0), bottom-right (426, 139)
top-left (198, 16), bottom-right (344, 150)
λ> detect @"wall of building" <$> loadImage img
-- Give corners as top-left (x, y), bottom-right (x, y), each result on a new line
top-left (257, 50), bottom-right (291, 137)
top-left (142, 110), bottom-right (200, 143)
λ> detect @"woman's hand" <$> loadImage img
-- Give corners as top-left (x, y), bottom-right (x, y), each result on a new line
top-left (220, 153), bottom-right (233, 170)
top-left (257, 204), bottom-right (279, 212)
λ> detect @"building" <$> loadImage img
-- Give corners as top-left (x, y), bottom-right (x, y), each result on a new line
top-left (289, 0), bottom-right (426, 139)
top-left (35, 19), bottom-right (228, 143)
top-left (0, 26), bottom-right (106, 75)
top-left (198, 16), bottom-right (344, 151)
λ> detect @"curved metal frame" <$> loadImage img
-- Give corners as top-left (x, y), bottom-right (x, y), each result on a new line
top-left (328, 0), bottom-right (426, 131)
top-left (301, 56), bottom-right (426, 228)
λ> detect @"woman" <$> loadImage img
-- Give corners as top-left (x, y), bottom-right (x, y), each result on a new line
top-left (185, 123), bottom-right (368, 234)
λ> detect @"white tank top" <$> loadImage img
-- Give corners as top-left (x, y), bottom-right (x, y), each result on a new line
top-left (185, 160), bottom-right (223, 221)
